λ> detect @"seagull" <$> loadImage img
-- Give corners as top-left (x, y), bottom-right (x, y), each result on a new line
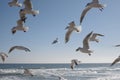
top-left (76, 31), bottom-right (93, 56)
top-left (90, 33), bottom-right (104, 43)
top-left (19, 9), bottom-right (27, 23)
top-left (71, 59), bottom-right (81, 69)
top-left (80, 0), bottom-right (106, 24)
top-left (8, 46), bottom-right (31, 53)
top-left (21, 0), bottom-right (39, 17)
top-left (11, 19), bottom-right (29, 34)
top-left (111, 56), bottom-right (120, 66)
top-left (65, 21), bottom-right (80, 43)
top-left (8, 0), bottom-right (22, 7)
top-left (24, 69), bottom-right (33, 76)
top-left (0, 52), bottom-right (8, 62)
top-left (52, 38), bottom-right (58, 44)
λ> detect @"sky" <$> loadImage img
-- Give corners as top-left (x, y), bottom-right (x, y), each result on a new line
top-left (1, 0), bottom-right (120, 63)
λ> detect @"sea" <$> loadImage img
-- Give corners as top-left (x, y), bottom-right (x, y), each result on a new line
top-left (0, 63), bottom-right (120, 80)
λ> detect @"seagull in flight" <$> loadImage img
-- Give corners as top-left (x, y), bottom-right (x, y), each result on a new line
top-left (24, 69), bottom-right (34, 76)
top-left (21, 0), bottom-right (39, 17)
top-left (8, 46), bottom-right (31, 53)
top-left (65, 21), bottom-right (80, 43)
top-left (52, 38), bottom-right (58, 44)
top-left (19, 9), bottom-right (27, 23)
top-left (8, 0), bottom-right (22, 7)
top-left (11, 19), bottom-right (29, 34)
top-left (71, 59), bottom-right (81, 69)
top-left (111, 55), bottom-right (120, 66)
top-left (76, 31), bottom-right (93, 56)
top-left (90, 33), bottom-right (104, 43)
top-left (80, 0), bottom-right (106, 24)
top-left (0, 52), bottom-right (8, 62)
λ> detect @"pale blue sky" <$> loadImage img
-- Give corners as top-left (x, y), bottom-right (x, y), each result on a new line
top-left (1, 0), bottom-right (120, 63)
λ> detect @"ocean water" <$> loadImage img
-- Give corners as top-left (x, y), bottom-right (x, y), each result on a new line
top-left (0, 63), bottom-right (120, 80)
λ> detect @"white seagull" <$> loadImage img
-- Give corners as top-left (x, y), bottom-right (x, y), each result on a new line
top-left (80, 0), bottom-right (106, 24)
top-left (21, 0), bottom-right (39, 17)
top-left (111, 56), bottom-right (120, 66)
top-left (11, 19), bottom-right (29, 34)
top-left (71, 59), bottom-right (81, 69)
top-left (65, 21), bottom-right (80, 43)
top-left (24, 69), bottom-right (33, 76)
top-left (52, 38), bottom-right (58, 44)
top-left (0, 52), bottom-right (8, 62)
top-left (8, 46), bottom-right (31, 53)
top-left (90, 33), bottom-right (104, 43)
top-left (76, 31), bottom-right (93, 56)
top-left (8, 0), bottom-right (22, 7)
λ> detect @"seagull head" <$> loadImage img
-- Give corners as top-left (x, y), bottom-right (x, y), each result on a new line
top-left (11, 27), bottom-right (16, 34)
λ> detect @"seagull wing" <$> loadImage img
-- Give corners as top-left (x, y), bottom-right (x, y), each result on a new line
top-left (24, 0), bottom-right (33, 10)
top-left (8, 46), bottom-right (17, 53)
top-left (13, 0), bottom-right (18, 3)
top-left (65, 29), bottom-right (73, 43)
top-left (92, 0), bottom-right (99, 3)
top-left (115, 45), bottom-right (120, 47)
top-left (83, 31), bottom-right (93, 49)
top-left (111, 57), bottom-right (120, 66)
top-left (0, 54), bottom-right (5, 62)
top-left (80, 6), bottom-right (92, 24)
top-left (90, 33), bottom-right (104, 40)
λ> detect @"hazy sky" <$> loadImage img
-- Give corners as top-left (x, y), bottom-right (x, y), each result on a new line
top-left (1, 0), bottom-right (120, 63)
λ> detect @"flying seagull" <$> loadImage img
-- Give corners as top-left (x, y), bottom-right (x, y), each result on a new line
top-left (0, 52), bottom-right (8, 62)
top-left (24, 69), bottom-right (34, 76)
top-left (8, 46), bottom-right (31, 53)
top-left (21, 0), bottom-right (39, 17)
top-left (80, 0), bottom-right (106, 24)
top-left (71, 59), bottom-right (81, 69)
top-left (111, 55), bottom-right (120, 66)
top-left (65, 21), bottom-right (80, 43)
top-left (8, 0), bottom-right (22, 7)
top-left (76, 31), bottom-right (93, 56)
top-left (90, 33), bottom-right (104, 43)
top-left (52, 38), bottom-right (58, 44)
top-left (11, 19), bottom-right (29, 34)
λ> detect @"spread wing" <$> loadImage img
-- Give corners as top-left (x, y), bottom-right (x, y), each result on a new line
top-left (83, 31), bottom-right (93, 49)
top-left (9, 46), bottom-right (31, 53)
top-left (80, 6), bottom-right (91, 24)
top-left (90, 33), bottom-right (104, 40)
top-left (65, 29), bottom-right (73, 43)
top-left (111, 56), bottom-right (120, 66)
top-left (24, 0), bottom-right (33, 10)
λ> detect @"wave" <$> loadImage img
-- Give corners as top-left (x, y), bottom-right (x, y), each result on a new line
top-left (1, 67), bottom-right (120, 80)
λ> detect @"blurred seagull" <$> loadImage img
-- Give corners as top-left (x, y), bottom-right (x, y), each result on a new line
top-left (21, 0), bottom-right (39, 17)
top-left (65, 21), bottom-right (80, 43)
top-left (76, 31), bottom-right (93, 56)
top-left (8, 46), bottom-right (31, 53)
top-left (52, 38), bottom-right (58, 44)
top-left (80, 0), bottom-right (106, 24)
top-left (90, 33), bottom-right (104, 43)
top-left (11, 19), bottom-right (29, 34)
top-left (19, 9), bottom-right (27, 23)
top-left (115, 45), bottom-right (120, 47)
top-left (24, 69), bottom-right (34, 76)
top-left (8, 0), bottom-right (22, 7)
top-left (111, 55), bottom-right (120, 66)
top-left (71, 59), bottom-right (81, 69)
top-left (0, 52), bottom-right (8, 62)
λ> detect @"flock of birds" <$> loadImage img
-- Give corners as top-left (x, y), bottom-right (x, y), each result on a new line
top-left (52, 0), bottom-right (120, 70)
top-left (1, 0), bottom-right (120, 79)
